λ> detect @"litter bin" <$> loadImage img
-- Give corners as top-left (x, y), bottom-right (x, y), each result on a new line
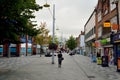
top-left (101, 56), bottom-right (109, 67)
top-left (117, 57), bottom-right (120, 72)
top-left (97, 57), bottom-right (102, 65)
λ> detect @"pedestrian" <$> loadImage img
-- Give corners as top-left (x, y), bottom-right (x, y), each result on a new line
top-left (57, 51), bottom-right (64, 68)
top-left (97, 52), bottom-right (101, 57)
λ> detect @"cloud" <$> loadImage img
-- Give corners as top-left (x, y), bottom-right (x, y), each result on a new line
top-left (34, 0), bottom-right (98, 38)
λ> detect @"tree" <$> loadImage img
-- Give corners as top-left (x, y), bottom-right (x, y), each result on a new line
top-left (48, 36), bottom-right (58, 50)
top-left (0, 0), bottom-right (41, 44)
top-left (35, 22), bottom-right (49, 45)
top-left (35, 22), bottom-right (50, 56)
top-left (48, 36), bottom-right (59, 45)
top-left (0, 0), bottom-right (41, 57)
top-left (66, 35), bottom-right (77, 50)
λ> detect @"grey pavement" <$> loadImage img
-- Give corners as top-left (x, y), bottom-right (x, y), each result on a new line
top-left (0, 53), bottom-right (120, 80)
top-left (73, 55), bottom-right (120, 80)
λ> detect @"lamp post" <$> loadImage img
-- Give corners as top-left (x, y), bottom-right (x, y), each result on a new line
top-left (52, 4), bottom-right (55, 64)
top-left (44, 3), bottom-right (55, 64)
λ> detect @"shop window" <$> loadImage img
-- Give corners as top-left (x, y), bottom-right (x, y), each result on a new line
top-left (118, 44), bottom-right (120, 57)
top-left (98, 26), bottom-right (102, 38)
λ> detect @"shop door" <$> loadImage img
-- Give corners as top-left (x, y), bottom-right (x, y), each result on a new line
top-left (117, 44), bottom-right (120, 57)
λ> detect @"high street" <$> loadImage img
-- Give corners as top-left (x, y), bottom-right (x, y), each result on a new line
top-left (0, 53), bottom-right (120, 80)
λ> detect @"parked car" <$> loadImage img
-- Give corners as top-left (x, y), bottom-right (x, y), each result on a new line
top-left (69, 50), bottom-right (76, 56)
top-left (45, 49), bottom-right (52, 57)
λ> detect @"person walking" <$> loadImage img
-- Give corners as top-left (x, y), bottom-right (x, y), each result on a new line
top-left (57, 51), bottom-right (63, 68)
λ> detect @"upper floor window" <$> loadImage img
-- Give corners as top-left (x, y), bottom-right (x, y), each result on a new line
top-left (98, 11), bottom-right (102, 22)
top-left (103, 3), bottom-right (109, 15)
top-left (98, 26), bottom-right (102, 38)
top-left (110, 0), bottom-right (116, 11)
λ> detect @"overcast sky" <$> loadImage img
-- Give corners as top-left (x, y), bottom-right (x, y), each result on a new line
top-left (33, 0), bottom-right (98, 39)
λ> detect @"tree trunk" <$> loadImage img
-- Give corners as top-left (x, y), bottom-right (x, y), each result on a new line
top-left (40, 45), bottom-right (42, 57)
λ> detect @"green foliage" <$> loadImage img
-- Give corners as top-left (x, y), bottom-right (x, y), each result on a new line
top-left (48, 36), bottom-right (59, 45)
top-left (0, 0), bottom-right (41, 44)
top-left (35, 23), bottom-right (50, 46)
top-left (66, 35), bottom-right (77, 50)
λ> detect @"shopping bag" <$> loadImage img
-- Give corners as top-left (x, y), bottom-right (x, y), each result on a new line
top-left (61, 57), bottom-right (64, 60)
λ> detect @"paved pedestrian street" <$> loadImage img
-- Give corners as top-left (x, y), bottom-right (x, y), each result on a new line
top-left (0, 54), bottom-right (120, 80)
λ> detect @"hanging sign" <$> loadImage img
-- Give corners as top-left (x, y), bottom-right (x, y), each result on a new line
top-left (95, 42), bottom-right (100, 47)
top-left (104, 22), bottom-right (111, 27)
top-left (112, 24), bottom-right (118, 30)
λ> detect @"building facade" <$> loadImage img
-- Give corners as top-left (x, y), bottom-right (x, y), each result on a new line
top-left (95, 0), bottom-right (120, 65)
top-left (84, 10), bottom-right (96, 56)
top-left (76, 31), bottom-right (85, 55)
top-left (0, 35), bottom-right (33, 57)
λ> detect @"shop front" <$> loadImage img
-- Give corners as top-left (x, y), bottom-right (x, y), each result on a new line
top-left (102, 46), bottom-right (113, 67)
top-left (112, 33), bottom-right (120, 72)
top-left (101, 38), bottom-right (114, 66)
top-left (0, 45), bottom-right (3, 56)
top-left (95, 40), bottom-right (103, 65)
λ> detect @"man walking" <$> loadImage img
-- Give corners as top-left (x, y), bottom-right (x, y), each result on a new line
top-left (57, 51), bottom-right (63, 68)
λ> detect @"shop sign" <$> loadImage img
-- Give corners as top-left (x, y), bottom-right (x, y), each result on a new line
top-left (20, 38), bottom-right (26, 43)
top-left (112, 24), bottom-right (118, 30)
top-left (10, 47), bottom-right (16, 52)
top-left (95, 41), bottom-right (101, 47)
top-left (28, 39), bottom-right (32, 43)
top-left (113, 33), bottom-right (120, 43)
top-left (104, 22), bottom-right (111, 27)
top-left (21, 48), bottom-right (26, 53)
top-left (100, 39), bottom-right (108, 45)
top-left (28, 36), bottom-right (32, 43)
top-left (0, 47), bottom-right (3, 52)
top-left (28, 48), bottom-right (32, 53)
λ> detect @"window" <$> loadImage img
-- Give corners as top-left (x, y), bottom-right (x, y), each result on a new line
top-left (103, 4), bottom-right (108, 15)
top-left (110, 0), bottom-right (116, 11)
top-left (98, 11), bottom-right (102, 22)
top-left (98, 26), bottom-right (102, 38)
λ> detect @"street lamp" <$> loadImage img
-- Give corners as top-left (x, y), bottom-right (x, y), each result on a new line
top-left (44, 3), bottom-right (55, 64)
top-left (51, 4), bottom-right (55, 64)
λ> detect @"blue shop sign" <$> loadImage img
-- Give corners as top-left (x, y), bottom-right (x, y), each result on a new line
top-left (28, 48), bottom-right (32, 53)
top-left (20, 37), bottom-right (32, 43)
top-left (21, 48), bottom-right (26, 53)
top-left (28, 39), bottom-right (32, 43)
top-left (0, 47), bottom-right (3, 52)
top-left (28, 36), bottom-right (32, 43)
top-left (113, 33), bottom-right (120, 43)
top-left (10, 47), bottom-right (16, 52)
top-left (20, 38), bottom-right (26, 43)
